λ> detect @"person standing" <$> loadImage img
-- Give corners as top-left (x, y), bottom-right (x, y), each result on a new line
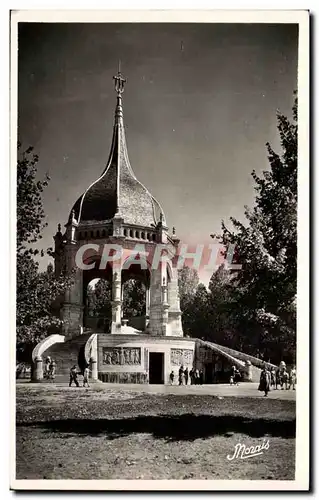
top-left (258, 365), bottom-right (271, 396)
top-left (270, 368), bottom-right (276, 389)
top-left (230, 366), bottom-right (236, 385)
top-left (44, 356), bottom-right (51, 380)
top-left (275, 368), bottom-right (281, 390)
top-left (282, 369), bottom-right (289, 390)
top-left (234, 368), bottom-right (241, 386)
top-left (83, 365), bottom-right (90, 387)
top-left (184, 367), bottom-right (189, 386)
top-left (178, 365), bottom-right (184, 386)
top-left (49, 360), bottom-right (56, 380)
top-left (289, 366), bottom-right (296, 390)
top-left (199, 369), bottom-right (204, 385)
top-left (189, 368), bottom-right (194, 385)
top-left (169, 371), bottom-right (174, 385)
top-left (194, 369), bottom-right (200, 385)
top-left (69, 365), bottom-right (80, 387)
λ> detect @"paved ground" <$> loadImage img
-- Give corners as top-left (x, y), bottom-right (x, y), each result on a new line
top-left (16, 380), bottom-right (296, 400)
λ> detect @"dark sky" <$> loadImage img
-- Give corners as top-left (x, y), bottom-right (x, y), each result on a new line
top-left (18, 22), bottom-right (298, 280)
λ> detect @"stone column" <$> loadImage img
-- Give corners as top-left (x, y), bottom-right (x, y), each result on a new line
top-left (145, 287), bottom-right (150, 328)
top-left (32, 356), bottom-right (43, 382)
top-left (162, 279), bottom-right (169, 336)
top-left (111, 268), bottom-right (122, 334)
top-left (121, 284), bottom-right (124, 319)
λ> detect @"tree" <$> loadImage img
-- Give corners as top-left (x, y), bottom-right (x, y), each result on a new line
top-left (220, 95), bottom-right (297, 363)
top-left (181, 283), bottom-right (211, 338)
top-left (206, 264), bottom-right (238, 346)
top-left (87, 279), bottom-right (112, 319)
top-left (16, 145), bottom-right (73, 360)
top-left (177, 267), bottom-right (199, 311)
top-left (123, 279), bottom-right (146, 318)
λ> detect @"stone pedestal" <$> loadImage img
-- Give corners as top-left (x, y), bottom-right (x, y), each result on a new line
top-left (243, 360), bottom-right (252, 382)
top-left (90, 357), bottom-right (98, 381)
top-left (32, 356), bottom-right (43, 381)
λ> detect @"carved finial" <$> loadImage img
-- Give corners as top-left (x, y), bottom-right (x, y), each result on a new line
top-left (113, 63), bottom-right (126, 95)
top-left (172, 226), bottom-right (176, 235)
top-left (58, 223), bottom-right (61, 233)
top-left (160, 212), bottom-right (164, 223)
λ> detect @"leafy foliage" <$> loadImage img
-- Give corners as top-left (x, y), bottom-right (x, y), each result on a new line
top-left (123, 279), bottom-right (146, 318)
top-left (177, 96), bottom-right (297, 364)
top-left (87, 279), bottom-right (112, 319)
top-left (87, 278), bottom-right (146, 322)
top-left (16, 145), bottom-right (73, 359)
top-left (219, 95), bottom-right (297, 363)
top-left (177, 267), bottom-right (199, 312)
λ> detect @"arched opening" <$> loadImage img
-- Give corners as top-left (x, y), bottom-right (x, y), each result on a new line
top-left (82, 258), bottom-right (113, 332)
top-left (85, 277), bottom-right (112, 332)
top-left (121, 263), bottom-right (150, 332)
top-left (130, 229), bottom-right (133, 238)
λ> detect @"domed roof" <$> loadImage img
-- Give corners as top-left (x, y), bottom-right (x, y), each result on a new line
top-left (69, 74), bottom-right (165, 228)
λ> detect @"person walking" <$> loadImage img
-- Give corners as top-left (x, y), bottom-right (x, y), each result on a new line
top-left (258, 365), bottom-right (271, 396)
top-left (69, 365), bottom-right (80, 387)
top-left (83, 365), bottom-right (90, 387)
top-left (169, 371), bottom-right (174, 385)
top-left (184, 367), bottom-right (189, 386)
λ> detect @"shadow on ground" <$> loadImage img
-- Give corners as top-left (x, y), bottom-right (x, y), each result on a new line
top-left (17, 413), bottom-right (295, 441)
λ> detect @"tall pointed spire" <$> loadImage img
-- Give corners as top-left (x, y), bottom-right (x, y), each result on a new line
top-left (68, 68), bottom-right (164, 228)
top-left (113, 62), bottom-right (126, 125)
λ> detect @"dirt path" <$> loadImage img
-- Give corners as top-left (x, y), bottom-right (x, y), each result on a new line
top-left (15, 384), bottom-right (296, 481)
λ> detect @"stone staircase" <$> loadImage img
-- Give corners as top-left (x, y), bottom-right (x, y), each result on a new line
top-left (196, 339), bottom-right (278, 382)
top-left (42, 332), bottom-right (93, 382)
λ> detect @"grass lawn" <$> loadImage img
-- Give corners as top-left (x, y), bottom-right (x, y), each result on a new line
top-left (16, 384), bottom-right (296, 481)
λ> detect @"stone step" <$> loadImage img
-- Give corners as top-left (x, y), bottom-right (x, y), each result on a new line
top-left (42, 333), bottom-right (92, 376)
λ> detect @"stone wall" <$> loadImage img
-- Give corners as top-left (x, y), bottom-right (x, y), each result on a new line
top-left (97, 334), bottom-right (195, 384)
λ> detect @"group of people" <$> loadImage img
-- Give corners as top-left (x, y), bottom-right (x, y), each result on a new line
top-left (44, 356), bottom-right (56, 380)
top-left (69, 364), bottom-right (90, 387)
top-left (169, 366), bottom-right (204, 385)
top-left (259, 362), bottom-right (297, 396)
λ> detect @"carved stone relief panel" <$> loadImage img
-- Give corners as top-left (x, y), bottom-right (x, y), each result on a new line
top-left (103, 347), bottom-right (141, 365)
top-left (170, 348), bottom-right (193, 366)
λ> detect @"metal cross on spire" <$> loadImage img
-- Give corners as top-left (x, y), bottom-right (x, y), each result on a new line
top-left (113, 60), bottom-right (126, 95)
